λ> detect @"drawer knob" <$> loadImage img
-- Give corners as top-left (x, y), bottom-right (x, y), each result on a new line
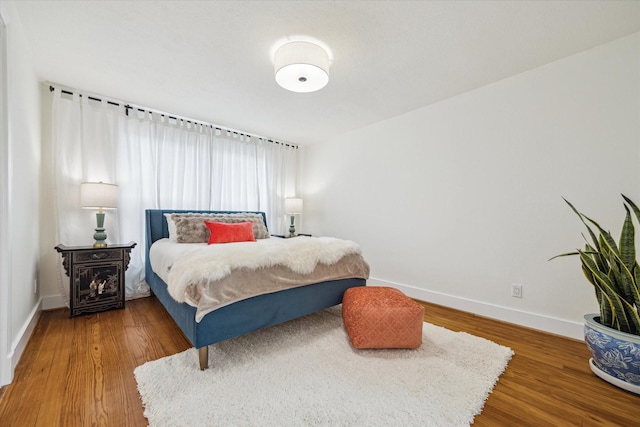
top-left (91, 252), bottom-right (108, 260)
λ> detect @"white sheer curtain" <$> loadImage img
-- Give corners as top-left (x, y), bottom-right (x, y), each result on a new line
top-left (51, 88), bottom-right (298, 301)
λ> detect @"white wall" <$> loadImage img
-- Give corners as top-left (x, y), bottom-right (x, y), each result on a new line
top-left (303, 33), bottom-right (640, 340)
top-left (0, 1), bottom-right (42, 386)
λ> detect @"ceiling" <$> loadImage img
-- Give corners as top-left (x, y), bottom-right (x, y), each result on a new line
top-left (11, 0), bottom-right (640, 145)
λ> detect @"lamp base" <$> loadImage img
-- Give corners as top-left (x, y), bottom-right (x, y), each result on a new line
top-left (288, 215), bottom-right (296, 238)
top-left (93, 212), bottom-right (108, 247)
top-left (93, 227), bottom-right (108, 247)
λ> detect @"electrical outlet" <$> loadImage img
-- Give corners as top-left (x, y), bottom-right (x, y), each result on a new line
top-left (511, 284), bottom-right (523, 298)
top-left (34, 279), bottom-right (38, 294)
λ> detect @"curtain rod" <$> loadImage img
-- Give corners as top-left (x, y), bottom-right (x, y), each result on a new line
top-left (48, 84), bottom-right (298, 149)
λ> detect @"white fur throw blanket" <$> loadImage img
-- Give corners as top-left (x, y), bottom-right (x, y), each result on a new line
top-left (166, 236), bottom-right (367, 312)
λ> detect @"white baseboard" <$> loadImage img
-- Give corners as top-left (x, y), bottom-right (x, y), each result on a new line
top-left (368, 277), bottom-right (584, 341)
top-left (3, 299), bottom-right (42, 386)
top-left (41, 294), bottom-right (66, 310)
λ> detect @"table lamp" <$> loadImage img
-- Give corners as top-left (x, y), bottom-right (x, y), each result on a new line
top-left (80, 182), bottom-right (118, 247)
top-left (285, 197), bottom-right (303, 238)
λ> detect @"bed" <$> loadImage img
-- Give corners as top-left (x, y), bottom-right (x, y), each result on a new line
top-left (145, 209), bottom-right (368, 369)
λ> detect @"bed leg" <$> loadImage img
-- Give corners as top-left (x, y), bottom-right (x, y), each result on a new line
top-left (198, 346), bottom-right (209, 370)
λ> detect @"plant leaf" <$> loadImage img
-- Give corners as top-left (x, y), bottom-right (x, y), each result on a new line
top-left (632, 262), bottom-right (640, 309)
top-left (563, 198), bottom-right (600, 252)
top-left (585, 214), bottom-right (619, 257)
top-left (620, 297), bottom-right (640, 335)
top-left (607, 254), bottom-right (633, 305)
top-left (622, 194), bottom-right (640, 225)
top-left (582, 265), bottom-right (610, 324)
top-left (548, 251), bottom-right (579, 261)
top-left (585, 241), bottom-right (608, 273)
top-left (619, 205), bottom-right (635, 272)
top-left (580, 250), bottom-right (632, 332)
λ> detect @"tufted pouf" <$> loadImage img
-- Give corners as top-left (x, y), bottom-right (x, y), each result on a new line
top-left (342, 286), bottom-right (424, 349)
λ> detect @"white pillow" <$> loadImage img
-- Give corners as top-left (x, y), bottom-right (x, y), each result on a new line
top-left (164, 213), bottom-right (180, 242)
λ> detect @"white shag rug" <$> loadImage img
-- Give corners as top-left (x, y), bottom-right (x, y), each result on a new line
top-left (134, 307), bottom-right (513, 427)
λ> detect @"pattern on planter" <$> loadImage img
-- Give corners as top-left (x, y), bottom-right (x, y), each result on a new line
top-left (585, 324), bottom-right (640, 386)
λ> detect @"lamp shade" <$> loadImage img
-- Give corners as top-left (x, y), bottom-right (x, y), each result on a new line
top-left (285, 197), bottom-right (304, 214)
top-left (274, 41), bottom-right (329, 93)
top-left (80, 182), bottom-right (118, 209)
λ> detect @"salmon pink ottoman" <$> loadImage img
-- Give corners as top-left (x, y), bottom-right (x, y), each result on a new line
top-left (342, 286), bottom-right (424, 349)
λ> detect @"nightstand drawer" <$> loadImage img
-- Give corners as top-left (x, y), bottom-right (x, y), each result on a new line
top-left (74, 250), bottom-right (123, 263)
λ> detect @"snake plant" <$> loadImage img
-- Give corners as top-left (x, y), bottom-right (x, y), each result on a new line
top-left (551, 195), bottom-right (640, 336)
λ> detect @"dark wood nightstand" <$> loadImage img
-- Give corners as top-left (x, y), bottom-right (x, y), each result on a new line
top-left (55, 242), bottom-right (136, 317)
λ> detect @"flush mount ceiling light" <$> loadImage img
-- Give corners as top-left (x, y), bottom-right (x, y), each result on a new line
top-left (274, 41), bottom-right (330, 93)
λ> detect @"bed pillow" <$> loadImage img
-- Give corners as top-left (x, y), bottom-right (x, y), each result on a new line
top-left (173, 216), bottom-right (210, 243)
top-left (164, 213), bottom-right (179, 242)
top-left (169, 212), bottom-right (269, 242)
top-left (211, 213), bottom-right (269, 239)
top-left (205, 221), bottom-right (256, 244)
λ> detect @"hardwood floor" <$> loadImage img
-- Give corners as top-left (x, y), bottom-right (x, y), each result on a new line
top-left (0, 297), bottom-right (637, 426)
top-left (419, 302), bottom-right (638, 426)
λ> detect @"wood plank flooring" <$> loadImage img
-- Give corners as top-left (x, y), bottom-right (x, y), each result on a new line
top-left (0, 297), bottom-right (637, 426)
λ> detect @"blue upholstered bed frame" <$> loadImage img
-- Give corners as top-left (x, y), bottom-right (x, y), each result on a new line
top-left (145, 209), bottom-right (366, 369)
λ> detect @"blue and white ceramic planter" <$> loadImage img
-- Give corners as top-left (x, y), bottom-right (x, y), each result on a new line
top-left (584, 314), bottom-right (640, 395)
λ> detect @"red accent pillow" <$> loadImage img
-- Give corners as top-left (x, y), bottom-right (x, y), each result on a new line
top-left (204, 221), bottom-right (256, 244)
